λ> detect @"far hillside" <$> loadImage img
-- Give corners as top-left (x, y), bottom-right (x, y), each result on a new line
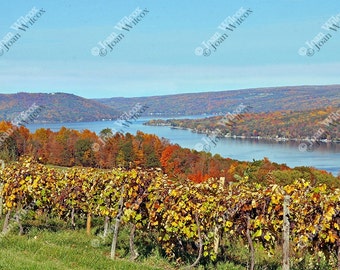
top-left (0, 85), bottom-right (338, 123)
top-left (96, 85), bottom-right (340, 116)
top-left (0, 92), bottom-right (119, 123)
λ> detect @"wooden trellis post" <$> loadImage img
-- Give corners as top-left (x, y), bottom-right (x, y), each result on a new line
top-left (0, 160), bottom-right (5, 217)
top-left (283, 195), bottom-right (290, 270)
top-left (213, 177), bottom-right (226, 254)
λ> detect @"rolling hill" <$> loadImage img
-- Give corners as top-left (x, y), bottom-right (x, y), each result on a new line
top-left (0, 92), bottom-right (119, 123)
top-left (95, 85), bottom-right (340, 116)
top-left (0, 85), bottom-right (339, 123)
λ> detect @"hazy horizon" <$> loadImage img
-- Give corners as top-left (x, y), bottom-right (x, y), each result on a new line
top-left (2, 83), bottom-right (340, 99)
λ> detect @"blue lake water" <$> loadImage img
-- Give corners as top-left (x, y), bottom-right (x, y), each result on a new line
top-left (26, 117), bottom-right (340, 176)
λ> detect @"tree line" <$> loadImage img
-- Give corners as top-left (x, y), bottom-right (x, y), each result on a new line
top-left (0, 120), bottom-right (339, 186)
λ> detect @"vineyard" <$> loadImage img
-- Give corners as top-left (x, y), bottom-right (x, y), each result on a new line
top-left (0, 157), bottom-right (339, 269)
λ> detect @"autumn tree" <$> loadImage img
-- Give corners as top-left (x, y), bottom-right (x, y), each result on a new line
top-left (75, 138), bottom-right (96, 167)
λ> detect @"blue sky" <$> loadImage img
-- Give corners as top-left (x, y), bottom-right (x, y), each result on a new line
top-left (0, 0), bottom-right (339, 98)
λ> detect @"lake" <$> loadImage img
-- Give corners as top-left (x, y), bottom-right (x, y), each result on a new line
top-left (26, 117), bottom-right (340, 176)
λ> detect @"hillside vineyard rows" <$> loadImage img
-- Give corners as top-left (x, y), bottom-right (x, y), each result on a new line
top-left (0, 157), bottom-right (339, 268)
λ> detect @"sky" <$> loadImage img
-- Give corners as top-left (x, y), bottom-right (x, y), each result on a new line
top-left (0, 0), bottom-right (340, 98)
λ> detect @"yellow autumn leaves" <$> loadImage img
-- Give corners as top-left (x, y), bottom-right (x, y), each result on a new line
top-left (0, 157), bottom-right (339, 265)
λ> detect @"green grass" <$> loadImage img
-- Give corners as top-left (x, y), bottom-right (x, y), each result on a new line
top-left (0, 229), bottom-right (170, 270)
top-left (0, 223), bottom-right (335, 270)
top-left (0, 227), bottom-right (250, 270)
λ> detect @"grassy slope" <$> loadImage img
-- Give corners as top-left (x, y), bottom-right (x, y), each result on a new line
top-left (0, 230), bottom-right (168, 270)
top-left (0, 224), bottom-right (335, 269)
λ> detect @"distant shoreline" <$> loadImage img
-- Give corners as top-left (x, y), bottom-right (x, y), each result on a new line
top-left (145, 121), bottom-right (340, 144)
